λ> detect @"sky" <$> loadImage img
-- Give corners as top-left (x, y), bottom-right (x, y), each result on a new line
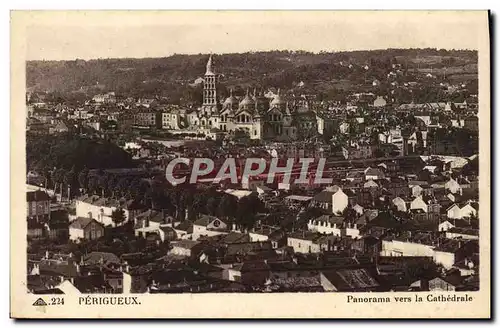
top-left (22, 11), bottom-right (486, 61)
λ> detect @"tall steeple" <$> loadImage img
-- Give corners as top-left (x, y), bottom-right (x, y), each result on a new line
top-left (203, 54), bottom-right (218, 107)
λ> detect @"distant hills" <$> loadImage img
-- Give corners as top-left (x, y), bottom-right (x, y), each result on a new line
top-left (26, 48), bottom-right (477, 104)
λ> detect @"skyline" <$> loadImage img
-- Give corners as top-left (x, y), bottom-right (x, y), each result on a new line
top-left (23, 11), bottom-right (484, 61)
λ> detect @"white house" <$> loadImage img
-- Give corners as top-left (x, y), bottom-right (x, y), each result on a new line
top-left (380, 237), bottom-right (434, 257)
top-left (69, 217), bottom-right (105, 242)
top-left (169, 240), bottom-right (202, 257)
top-left (433, 249), bottom-right (456, 270)
top-left (307, 215), bottom-right (344, 236)
top-left (445, 178), bottom-right (462, 194)
top-left (352, 204), bottom-right (364, 215)
top-left (75, 195), bottom-right (131, 227)
top-left (447, 203), bottom-right (478, 220)
top-left (364, 180), bottom-right (379, 188)
top-left (411, 185), bottom-right (424, 198)
top-left (287, 232), bottom-right (321, 254)
top-left (192, 215), bottom-right (229, 241)
top-left (392, 197), bottom-right (408, 212)
top-left (438, 220), bottom-right (456, 232)
top-left (410, 196), bottom-right (428, 213)
top-left (332, 188), bottom-right (349, 214)
top-left (364, 167), bottom-right (385, 181)
top-left (447, 204), bottom-right (462, 219)
top-left (460, 203), bottom-right (478, 218)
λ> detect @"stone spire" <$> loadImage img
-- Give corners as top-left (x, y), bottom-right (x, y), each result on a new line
top-left (205, 54), bottom-right (214, 75)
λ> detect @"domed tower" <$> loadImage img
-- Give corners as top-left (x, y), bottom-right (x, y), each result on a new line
top-left (219, 88), bottom-right (237, 132)
top-left (222, 88), bottom-right (238, 112)
top-left (238, 88), bottom-right (256, 113)
top-left (270, 89), bottom-right (286, 110)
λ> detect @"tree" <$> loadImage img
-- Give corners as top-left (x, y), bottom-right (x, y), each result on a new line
top-left (111, 208), bottom-right (126, 226)
top-left (218, 194), bottom-right (238, 219)
top-left (78, 167), bottom-right (90, 192)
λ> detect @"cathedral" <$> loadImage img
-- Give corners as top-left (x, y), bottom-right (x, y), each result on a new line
top-left (193, 55), bottom-right (306, 141)
top-left (156, 55), bottom-right (317, 141)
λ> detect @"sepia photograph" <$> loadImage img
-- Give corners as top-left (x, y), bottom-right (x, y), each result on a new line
top-left (10, 10), bottom-right (491, 318)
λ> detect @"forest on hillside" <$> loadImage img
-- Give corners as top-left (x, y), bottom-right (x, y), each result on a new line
top-left (27, 48), bottom-right (478, 104)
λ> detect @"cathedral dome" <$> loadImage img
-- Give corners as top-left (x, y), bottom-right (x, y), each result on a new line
top-left (239, 89), bottom-right (255, 108)
top-left (223, 89), bottom-right (237, 107)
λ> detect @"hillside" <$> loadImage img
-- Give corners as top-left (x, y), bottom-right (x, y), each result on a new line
top-left (27, 48), bottom-right (478, 103)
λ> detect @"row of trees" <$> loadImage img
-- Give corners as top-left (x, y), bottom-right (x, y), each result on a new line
top-left (76, 167), bottom-right (267, 231)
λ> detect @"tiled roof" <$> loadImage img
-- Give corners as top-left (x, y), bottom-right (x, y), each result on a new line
top-left (69, 217), bottom-right (100, 230)
top-left (321, 268), bottom-right (379, 291)
top-left (84, 252), bottom-right (120, 265)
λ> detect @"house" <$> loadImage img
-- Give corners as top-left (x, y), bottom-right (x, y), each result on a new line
top-left (355, 209), bottom-right (379, 227)
top-left (134, 210), bottom-right (177, 242)
top-left (392, 196), bottom-right (408, 212)
top-left (373, 96), bottom-right (387, 107)
top-left (311, 189), bottom-right (335, 210)
top-left (75, 195), bottom-right (135, 227)
top-left (83, 252), bottom-right (121, 266)
top-left (445, 178), bottom-right (462, 194)
top-left (172, 220), bottom-right (194, 240)
top-left (70, 274), bottom-right (115, 294)
top-left (410, 196), bottom-right (429, 213)
top-left (339, 122), bottom-right (350, 134)
top-left (352, 204), bottom-right (364, 215)
top-left (192, 215), bottom-right (229, 241)
top-left (320, 268), bottom-right (380, 292)
top-left (438, 220), bottom-right (456, 232)
top-left (447, 204), bottom-right (462, 219)
top-left (226, 260), bottom-right (270, 286)
top-left (447, 202), bottom-right (478, 219)
top-left (307, 215), bottom-right (344, 236)
top-left (248, 227), bottom-right (287, 249)
top-left (27, 190), bottom-right (51, 222)
top-left (428, 276), bottom-right (462, 291)
top-left (136, 224), bottom-right (177, 243)
top-left (287, 231), bottom-right (321, 253)
top-left (363, 180), bottom-right (379, 189)
top-left (460, 202), bottom-right (478, 218)
top-left (410, 183), bottom-right (434, 198)
top-left (364, 167), bottom-right (385, 181)
top-left (380, 232), bottom-right (435, 257)
top-left (169, 240), bottom-right (204, 257)
top-left (69, 217), bottom-right (105, 242)
top-left (432, 239), bottom-right (465, 269)
top-left (332, 188), bottom-right (349, 214)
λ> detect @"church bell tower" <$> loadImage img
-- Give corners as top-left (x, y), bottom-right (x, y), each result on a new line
top-left (203, 54), bottom-right (219, 109)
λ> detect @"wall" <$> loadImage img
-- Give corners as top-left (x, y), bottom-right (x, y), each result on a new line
top-left (69, 227), bottom-right (84, 241)
top-left (380, 239), bottom-right (434, 257)
top-left (287, 237), bottom-right (320, 253)
top-left (249, 233), bottom-right (269, 242)
top-left (433, 250), bottom-right (455, 269)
